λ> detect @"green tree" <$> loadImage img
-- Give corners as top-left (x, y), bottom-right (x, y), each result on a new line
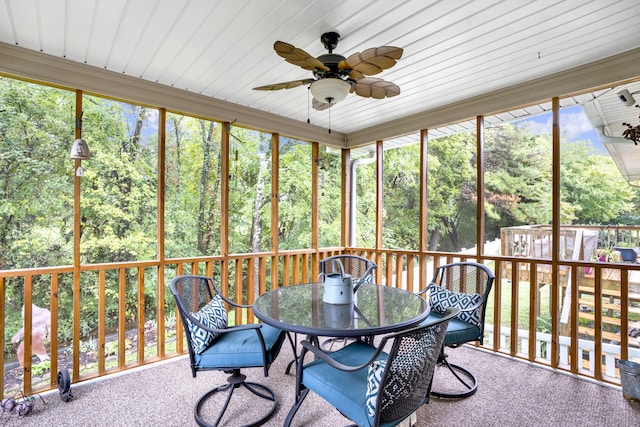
top-left (80, 97), bottom-right (158, 263)
top-left (427, 132), bottom-right (476, 251)
top-left (0, 78), bottom-right (74, 269)
top-left (383, 142), bottom-right (420, 249)
top-left (484, 124), bottom-right (552, 240)
top-left (279, 137), bottom-right (311, 250)
top-left (318, 146), bottom-right (342, 247)
top-left (228, 127), bottom-right (271, 254)
top-left (560, 140), bottom-right (634, 224)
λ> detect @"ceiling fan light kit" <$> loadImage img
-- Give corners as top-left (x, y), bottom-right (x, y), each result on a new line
top-left (254, 32), bottom-right (403, 111)
top-left (310, 78), bottom-right (351, 104)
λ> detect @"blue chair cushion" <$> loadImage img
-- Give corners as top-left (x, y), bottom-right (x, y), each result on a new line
top-left (423, 311), bottom-right (481, 346)
top-left (187, 295), bottom-right (228, 354)
top-left (194, 323), bottom-right (283, 369)
top-left (429, 283), bottom-right (482, 327)
top-left (303, 341), bottom-right (400, 427)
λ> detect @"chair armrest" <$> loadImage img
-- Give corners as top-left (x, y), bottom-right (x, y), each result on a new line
top-left (352, 264), bottom-right (377, 292)
top-left (209, 281), bottom-right (253, 309)
top-left (416, 286), bottom-right (429, 297)
top-left (182, 309), bottom-right (261, 334)
top-left (457, 298), bottom-right (485, 313)
top-left (299, 339), bottom-right (387, 372)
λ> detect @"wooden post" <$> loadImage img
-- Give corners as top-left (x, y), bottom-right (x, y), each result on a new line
top-left (476, 116), bottom-right (485, 256)
top-left (157, 108), bottom-right (166, 357)
top-left (271, 133), bottom-right (280, 289)
top-left (341, 148), bottom-right (351, 248)
top-left (419, 129), bottom-right (428, 287)
top-left (72, 90), bottom-right (82, 381)
top-left (551, 97), bottom-right (561, 368)
top-left (311, 142), bottom-right (319, 280)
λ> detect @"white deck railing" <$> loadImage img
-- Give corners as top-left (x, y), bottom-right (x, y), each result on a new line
top-left (485, 324), bottom-right (640, 377)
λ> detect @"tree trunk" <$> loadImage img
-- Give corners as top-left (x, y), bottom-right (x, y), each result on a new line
top-left (429, 228), bottom-right (439, 251)
top-left (249, 136), bottom-right (271, 293)
top-left (169, 115), bottom-right (183, 198)
top-left (250, 151), bottom-right (268, 253)
top-left (197, 120), bottom-right (213, 253)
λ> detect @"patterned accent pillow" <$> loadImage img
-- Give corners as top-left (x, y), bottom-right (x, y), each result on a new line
top-left (365, 336), bottom-right (434, 421)
top-left (429, 283), bottom-right (482, 327)
top-left (365, 359), bottom-right (387, 418)
top-left (187, 295), bottom-right (228, 354)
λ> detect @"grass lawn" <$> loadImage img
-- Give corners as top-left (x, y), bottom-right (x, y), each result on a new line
top-left (484, 277), bottom-right (552, 331)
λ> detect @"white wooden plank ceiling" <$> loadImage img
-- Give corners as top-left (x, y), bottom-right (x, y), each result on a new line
top-left (1, 0), bottom-right (640, 143)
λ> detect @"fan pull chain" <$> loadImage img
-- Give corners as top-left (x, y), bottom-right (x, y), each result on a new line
top-left (328, 106), bottom-right (331, 134)
top-left (307, 87), bottom-right (311, 124)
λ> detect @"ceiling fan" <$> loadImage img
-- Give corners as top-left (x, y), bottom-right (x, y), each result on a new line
top-left (253, 32), bottom-right (403, 110)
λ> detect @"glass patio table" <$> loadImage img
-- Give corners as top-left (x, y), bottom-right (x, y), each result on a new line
top-left (252, 282), bottom-right (429, 355)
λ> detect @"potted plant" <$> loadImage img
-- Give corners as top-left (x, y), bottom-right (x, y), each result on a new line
top-left (622, 104), bottom-right (640, 145)
top-left (592, 247), bottom-right (618, 263)
top-left (585, 247), bottom-right (621, 280)
top-left (613, 242), bottom-right (640, 263)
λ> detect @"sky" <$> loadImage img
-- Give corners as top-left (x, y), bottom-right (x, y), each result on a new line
top-left (526, 105), bottom-right (604, 151)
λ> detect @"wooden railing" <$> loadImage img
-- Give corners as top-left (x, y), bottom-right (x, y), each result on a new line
top-left (2, 247), bottom-right (638, 397)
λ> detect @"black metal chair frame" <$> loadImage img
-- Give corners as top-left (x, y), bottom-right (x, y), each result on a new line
top-left (318, 254), bottom-right (378, 292)
top-left (284, 307), bottom-right (460, 427)
top-left (418, 261), bottom-right (495, 399)
top-left (169, 275), bottom-right (284, 427)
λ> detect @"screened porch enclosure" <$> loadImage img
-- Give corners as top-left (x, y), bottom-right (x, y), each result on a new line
top-left (2, 42), bottom-right (640, 403)
top-left (2, 77), bottom-right (640, 399)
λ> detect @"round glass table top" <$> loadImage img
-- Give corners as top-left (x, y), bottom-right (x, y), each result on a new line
top-left (252, 283), bottom-right (429, 337)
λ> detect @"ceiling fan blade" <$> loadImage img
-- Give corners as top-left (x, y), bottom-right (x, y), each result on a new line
top-left (312, 98), bottom-right (335, 111)
top-left (274, 41), bottom-right (329, 71)
top-left (341, 46), bottom-right (403, 77)
top-left (351, 77), bottom-right (400, 99)
top-left (253, 78), bottom-right (315, 91)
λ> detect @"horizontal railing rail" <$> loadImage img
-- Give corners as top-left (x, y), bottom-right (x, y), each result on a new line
top-left (486, 325), bottom-right (640, 379)
top-left (2, 247), bottom-right (638, 397)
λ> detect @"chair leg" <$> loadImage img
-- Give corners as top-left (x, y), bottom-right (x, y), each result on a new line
top-left (194, 370), bottom-right (278, 427)
top-left (430, 351), bottom-right (478, 399)
top-left (284, 388), bottom-right (309, 427)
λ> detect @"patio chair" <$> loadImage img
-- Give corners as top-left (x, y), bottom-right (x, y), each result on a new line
top-left (319, 254), bottom-right (378, 292)
top-left (418, 261), bottom-right (495, 398)
top-left (317, 255), bottom-right (378, 354)
top-left (284, 307), bottom-right (460, 427)
top-left (169, 275), bottom-right (286, 427)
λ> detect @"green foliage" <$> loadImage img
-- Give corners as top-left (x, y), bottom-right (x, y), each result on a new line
top-left (0, 78), bottom-right (74, 269)
top-left (427, 132), bottom-right (476, 251)
top-left (383, 143), bottom-right (420, 249)
top-left (537, 312), bottom-right (552, 358)
top-left (80, 96), bottom-right (159, 263)
top-left (560, 140), bottom-right (634, 224)
top-left (318, 146), bottom-right (342, 247)
top-left (354, 156), bottom-right (377, 247)
top-left (278, 137), bottom-right (312, 250)
top-left (228, 127), bottom-right (272, 253)
top-left (31, 360), bottom-right (51, 376)
top-left (484, 124), bottom-right (552, 239)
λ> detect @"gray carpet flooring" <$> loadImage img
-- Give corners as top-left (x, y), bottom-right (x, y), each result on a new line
top-left (6, 339), bottom-right (640, 427)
